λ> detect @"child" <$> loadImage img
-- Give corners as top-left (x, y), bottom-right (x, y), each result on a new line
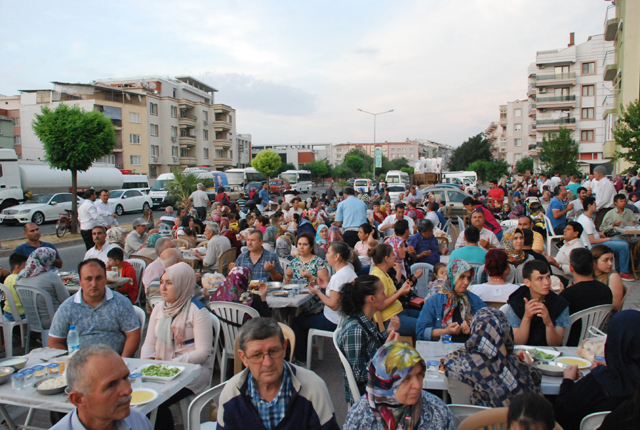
top-left (3, 253), bottom-right (28, 321)
top-left (427, 262), bottom-right (447, 295)
top-left (106, 247), bottom-right (139, 305)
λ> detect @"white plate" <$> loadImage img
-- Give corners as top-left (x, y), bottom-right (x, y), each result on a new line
top-left (514, 346), bottom-right (561, 360)
top-left (134, 364), bottom-right (185, 381)
top-left (555, 356), bottom-right (591, 370)
top-left (130, 388), bottom-right (158, 406)
top-left (283, 284), bottom-right (298, 290)
top-left (58, 272), bottom-right (70, 276)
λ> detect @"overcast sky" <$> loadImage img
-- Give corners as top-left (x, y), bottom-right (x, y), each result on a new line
top-left (0, 0), bottom-right (610, 148)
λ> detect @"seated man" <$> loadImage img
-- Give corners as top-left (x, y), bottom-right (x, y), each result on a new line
top-left (49, 259), bottom-right (141, 357)
top-left (231, 230), bottom-right (284, 282)
top-left (15, 222), bottom-right (63, 268)
top-left (454, 209), bottom-right (500, 251)
top-left (560, 248), bottom-right (613, 346)
top-left (545, 185), bottom-right (574, 235)
top-left (578, 196), bottom-right (634, 280)
top-left (83, 226), bottom-right (114, 265)
top-left (544, 221), bottom-right (585, 278)
top-left (424, 202), bottom-right (439, 226)
top-left (141, 237), bottom-right (174, 292)
top-left (217, 318), bottom-right (339, 430)
top-left (507, 260), bottom-right (570, 346)
top-left (517, 216), bottom-right (544, 254)
top-left (600, 193), bottom-right (637, 236)
top-left (124, 218), bottom-right (148, 259)
top-left (379, 203), bottom-right (416, 235)
top-left (450, 226), bottom-right (487, 264)
top-left (106, 247), bottom-right (139, 305)
top-left (51, 344), bottom-right (153, 430)
top-left (159, 206), bottom-right (176, 226)
top-left (193, 223), bottom-right (231, 272)
top-left (407, 220), bottom-right (440, 265)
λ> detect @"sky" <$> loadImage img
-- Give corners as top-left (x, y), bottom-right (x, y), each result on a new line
top-left (0, 0), bottom-right (610, 148)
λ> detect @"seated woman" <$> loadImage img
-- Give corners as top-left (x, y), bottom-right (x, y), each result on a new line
top-left (210, 266), bottom-right (270, 317)
top-left (416, 259), bottom-right (486, 342)
top-left (385, 236), bottom-right (423, 293)
top-left (444, 307), bottom-right (541, 406)
top-left (501, 227), bottom-right (533, 268)
top-left (370, 243), bottom-right (422, 337)
top-left (255, 215), bottom-right (269, 233)
top-left (276, 234), bottom-right (294, 261)
top-left (344, 341), bottom-right (456, 430)
top-left (106, 226), bottom-right (126, 249)
top-left (286, 233), bottom-right (330, 315)
top-left (263, 225), bottom-right (279, 252)
top-left (219, 217), bottom-right (241, 256)
top-left (141, 262), bottom-right (213, 430)
top-left (15, 248), bottom-right (69, 329)
top-left (468, 249), bottom-right (520, 305)
top-left (292, 241), bottom-right (356, 364)
top-left (592, 244), bottom-right (625, 311)
top-left (554, 310), bottom-right (640, 430)
top-left (315, 224), bottom-right (329, 252)
top-left (499, 204), bottom-right (512, 221)
top-left (337, 274), bottom-right (400, 402)
top-left (508, 393), bottom-right (557, 430)
top-left (355, 223), bottom-right (378, 258)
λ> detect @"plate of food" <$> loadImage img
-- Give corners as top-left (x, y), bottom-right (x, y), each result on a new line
top-left (514, 346), bottom-right (561, 361)
top-left (135, 364), bottom-right (185, 381)
top-left (555, 356), bottom-right (591, 370)
top-left (35, 376), bottom-right (68, 395)
top-left (273, 291), bottom-right (289, 297)
top-left (282, 284), bottom-right (298, 290)
top-left (535, 360), bottom-right (567, 377)
top-left (130, 388), bottom-right (158, 406)
top-left (58, 272), bottom-right (71, 276)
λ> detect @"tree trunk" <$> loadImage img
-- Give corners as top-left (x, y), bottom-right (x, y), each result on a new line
top-left (70, 170), bottom-right (78, 234)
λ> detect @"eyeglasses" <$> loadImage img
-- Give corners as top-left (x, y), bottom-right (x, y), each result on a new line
top-left (246, 347), bottom-right (285, 364)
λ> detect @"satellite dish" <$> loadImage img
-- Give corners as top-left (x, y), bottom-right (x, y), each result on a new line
top-left (148, 82), bottom-right (156, 89)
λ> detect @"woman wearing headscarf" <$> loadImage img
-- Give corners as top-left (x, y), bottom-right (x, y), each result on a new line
top-left (500, 227), bottom-right (533, 267)
top-left (263, 225), bottom-right (280, 251)
top-left (416, 259), bottom-right (486, 342)
top-left (444, 307), bottom-right (541, 407)
top-left (248, 187), bottom-right (257, 200)
top-left (209, 266), bottom-right (271, 317)
top-left (358, 188), bottom-right (371, 204)
top-left (384, 236), bottom-right (419, 290)
top-left (296, 216), bottom-right (316, 240)
top-left (315, 224), bottom-right (329, 248)
top-left (276, 234), bottom-right (293, 260)
top-left (554, 310), bottom-right (640, 430)
top-left (219, 217), bottom-right (241, 256)
top-left (141, 262), bottom-right (214, 430)
top-left (344, 341), bottom-right (456, 430)
top-left (14, 248), bottom-right (69, 329)
top-left (508, 203), bottom-right (525, 220)
top-left (106, 226), bottom-right (126, 249)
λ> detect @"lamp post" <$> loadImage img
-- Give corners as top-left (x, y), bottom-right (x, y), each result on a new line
top-left (357, 108), bottom-right (394, 180)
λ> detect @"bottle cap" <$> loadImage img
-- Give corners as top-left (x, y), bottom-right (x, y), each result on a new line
top-left (70, 326), bottom-right (75, 330)
top-left (427, 361), bottom-right (440, 366)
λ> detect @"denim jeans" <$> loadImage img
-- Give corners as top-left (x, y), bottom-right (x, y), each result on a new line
top-left (384, 308), bottom-right (422, 337)
top-left (3, 312), bottom-right (25, 322)
top-left (608, 237), bottom-right (631, 274)
top-left (292, 312), bottom-right (337, 361)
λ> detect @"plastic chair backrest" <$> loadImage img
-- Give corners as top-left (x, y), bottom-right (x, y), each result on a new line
top-left (410, 263), bottom-right (433, 298)
top-left (505, 264), bottom-right (516, 284)
top-left (0, 283), bottom-right (23, 321)
top-left (457, 216), bottom-right (465, 234)
top-left (277, 322), bottom-right (296, 361)
top-left (208, 302), bottom-right (259, 356)
top-left (279, 258), bottom-right (290, 272)
top-left (500, 219), bottom-right (518, 228)
top-left (579, 411), bottom-right (610, 430)
top-left (499, 303), bottom-right (509, 317)
top-left (174, 238), bottom-right (191, 249)
top-left (132, 305), bottom-right (146, 330)
top-left (126, 258), bottom-right (146, 304)
top-left (333, 328), bottom-right (362, 404)
top-left (563, 304), bottom-right (614, 346)
top-left (447, 404), bottom-right (490, 428)
top-left (219, 248), bottom-right (237, 276)
top-left (14, 285), bottom-right (55, 332)
top-left (469, 263), bottom-right (484, 285)
top-left (187, 381), bottom-right (227, 430)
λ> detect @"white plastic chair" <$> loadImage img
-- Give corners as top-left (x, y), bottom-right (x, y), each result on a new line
top-left (307, 329), bottom-right (334, 370)
top-left (0, 284), bottom-right (28, 358)
top-left (208, 302), bottom-right (259, 382)
top-left (125, 258), bottom-right (146, 305)
top-left (187, 381), bottom-right (227, 430)
top-left (132, 306), bottom-right (146, 358)
top-left (448, 404), bottom-right (490, 428)
top-left (469, 263), bottom-right (484, 285)
top-left (158, 223), bottom-right (172, 236)
top-left (563, 304), bottom-right (614, 346)
top-left (500, 219), bottom-right (518, 228)
top-left (14, 285), bottom-right (55, 353)
top-left (410, 263), bottom-right (433, 298)
top-left (499, 303), bottom-right (509, 317)
top-left (333, 329), bottom-right (361, 405)
top-left (505, 264), bottom-right (516, 284)
top-left (279, 258), bottom-right (290, 272)
top-left (457, 216), bottom-right (465, 235)
top-left (542, 214), bottom-right (564, 252)
top-left (580, 411), bottom-right (610, 430)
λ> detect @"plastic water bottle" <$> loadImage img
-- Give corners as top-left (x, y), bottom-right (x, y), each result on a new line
top-left (67, 326), bottom-right (80, 355)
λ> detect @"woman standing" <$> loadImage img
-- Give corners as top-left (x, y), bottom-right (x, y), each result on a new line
top-left (215, 186), bottom-right (230, 206)
top-left (592, 244), bottom-right (625, 311)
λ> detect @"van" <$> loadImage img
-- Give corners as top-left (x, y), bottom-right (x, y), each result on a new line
top-left (149, 171), bottom-right (215, 208)
top-left (386, 170), bottom-right (410, 186)
top-left (122, 174), bottom-right (150, 194)
top-left (353, 179), bottom-right (373, 194)
top-left (442, 171), bottom-right (478, 192)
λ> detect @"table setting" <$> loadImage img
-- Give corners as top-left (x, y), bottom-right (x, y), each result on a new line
top-left (58, 271), bottom-right (133, 294)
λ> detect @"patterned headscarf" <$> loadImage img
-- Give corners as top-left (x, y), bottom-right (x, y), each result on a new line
top-left (211, 214), bottom-right (221, 223)
top-left (316, 224), bottom-right (329, 246)
top-left (264, 226), bottom-right (279, 245)
top-left (508, 204), bottom-right (525, 220)
top-left (276, 236), bottom-right (292, 258)
top-left (358, 189), bottom-right (371, 203)
top-left (444, 308), bottom-right (542, 407)
top-left (155, 262), bottom-right (196, 360)
top-left (385, 236), bottom-right (407, 278)
top-left (16, 247), bottom-right (57, 280)
top-left (441, 259), bottom-right (475, 328)
top-left (367, 341), bottom-right (425, 430)
top-left (212, 266), bottom-right (252, 307)
top-left (501, 227), bottom-right (526, 266)
top-left (219, 217), bottom-right (230, 233)
top-left (323, 226), bottom-right (343, 252)
top-left (145, 233), bottom-right (161, 248)
top-left (106, 227), bottom-right (125, 247)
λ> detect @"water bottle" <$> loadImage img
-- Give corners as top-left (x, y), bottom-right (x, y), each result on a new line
top-left (67, 326), bottom-right (80, 355)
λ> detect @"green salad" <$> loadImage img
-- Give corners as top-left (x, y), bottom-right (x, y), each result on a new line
top-left (530, 349), bottom-right (556, 360)
top-left (141, 365), bottom-right (180, 378)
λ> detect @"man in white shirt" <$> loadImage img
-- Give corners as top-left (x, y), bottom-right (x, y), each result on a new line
top-left (189, 183), bottom-right (211, 221)
top-left (424, 202), bottom-right (440, 227)
top-left (124, 218), bottom-right (148, 259)
top-left (84, 226), bottom-right (114, 264)
top-left (582, 174), bottom-right (595, 190)
top-left (193, 223), bottom-right (231, 272)
top-left (454, 209), bottom-right (500, 251)
top-left (567, 186), bottom-right (587, 219)
top-left (379, 203), bottom-right (416, 235)
top-left (287, 198), bottom-right (303, 218)
top-left (593, 165), bottom-right (615, 230)
top-left (544, 221), bottom-right (585, 278)
top-left (159, 206), bottom-right (175, 227)
top-left (78, 189), bottom-right (104, 251)
top-left (551, 172), bottom-right (562, 188)
top-left (94, 189), bottom-right (118, 228)
top-left (435, 164), bottom-right (442, 182)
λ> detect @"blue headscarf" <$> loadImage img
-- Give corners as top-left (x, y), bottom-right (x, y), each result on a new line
top-left (316, 224), bottom-right (328, 245)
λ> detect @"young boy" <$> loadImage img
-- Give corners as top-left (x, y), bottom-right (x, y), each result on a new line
top-left (3, 253), bottom-right (29, 321)
top-left (106, 247), bottom-right (139, 305)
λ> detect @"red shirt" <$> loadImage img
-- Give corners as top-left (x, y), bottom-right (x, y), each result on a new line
top-left (488, 188), bottom-right (505, 205)
top-left (374, 211), bottom-right (388, 223)
top-left (475, 205), bottom-right (502, 234)
top-left (118, 261), bottom-right (139, 304)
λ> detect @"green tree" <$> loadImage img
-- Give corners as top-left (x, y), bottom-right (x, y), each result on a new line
top-left (467, 159), bottom-right (509, 183)
top-left (400, 167), bottom-right (414, 174)
top-left (306, 160), bottom-right (329, 179)
top-left (344, 155), bottom-right (364, 175)
top-left (390, 157), bottom-right (411, 170)
top-left (251, 149), bottom-right (281, 182)
top-left (344, 149), bottom-right (373, 174)
top-left (448, 134), bottom-right (493, 171)
top-left (514, 157), bottom-right (534, 174)
top-left (32, 104), bottom-right (116, 233)
top-left (332, 164), bottom-right (353, 179)
top-left (538, 127), bottom-right (581, 176)
top-left (614, 99), bottom-right (640, 167)
top-left (167, 169), bottom-right (214, 208)
top-left (274, 162), bottom-right (296, 177)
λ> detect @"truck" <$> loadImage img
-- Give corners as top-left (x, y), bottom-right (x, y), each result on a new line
top-left (0, 149), bottom-right (124, 212)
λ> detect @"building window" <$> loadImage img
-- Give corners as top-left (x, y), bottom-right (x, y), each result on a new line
top-left (515, 124), bottom-right (522, 132)
top-left (204, 148), bottom-right (209, 159)
top-left (129, 134), bottom-right (141, 144)
top-left (171, 126), bottom-right (177, 139)
top-left (14, 136), bottom-right (21, 145)
top-left (129, 112), bottom-right (140, 123)
top-left (216, 150), bottom-right (223, 158)
top-left (582, 85), bottom-right (594, 96)
top-left (514, 109), bottom-right (522, 117)
top-left (203, 129), bottom-right (208, 140)
top-left (130, 155), bottom-right (141, 165)
top-left (150, 102), bottom-right (158, 115)
top-left (203, 111), bottom-right (208, 122)
top-left (515, 153), bottom-right (522, 162)
top-left (151, 145), bottom-right (159, 156)
top-left (581, 130), bottom-right (595, 142)
top-left (515, 138), bottom-right (522, 147)
top-left (582, 108), bottom-right (594, 119)
top-left (336, 148), bottom-right (342, 153)
top-left (582, 62), bottom-right (595, 75)
top-left (172, 88), bottom-right (176, 98)
top-left (180, 149), bottom-right (189, 157)
top-left (171, 106), bottom-right (177, 118)
top-left (150, 124), bottom-right (158, 137)
top-left (11, 118), bottom-right (19, 126)
top-left (171, 146), bottom-right (178, 157)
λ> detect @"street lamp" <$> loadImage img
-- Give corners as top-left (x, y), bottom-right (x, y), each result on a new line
top-left (357, 108), bottom-right (394, 179)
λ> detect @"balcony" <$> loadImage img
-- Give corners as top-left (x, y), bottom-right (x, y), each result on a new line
top-left (536, 117), bottom-right (576, 125)
top-left (603, 50), bottom-right (618, 81)
top-left (535, 73), bottom-right (576, 87)
top-left (527, 83), bottom-right (537, 98)
top-left (149, 155), bottom-right (161, 165)
top-left (213, 119), bottom-right (232, 131)
top-left (603, 93), bottom-right (618, 118)
top-left (215, 158), bottom-right (233, 168)
top-left (179, 99), bottom-right (195, 109)
top-left (604, 4), bottom-right (619, 41)
top-left (499, 117), bottom-right (507, 126)
top-left (179, 113), bottom-right (197, 127)
top-left (179, 132), bottom-right (196, 147)
top-left (603, 140), bottom-right (617, 159)
top-left (180, 157), bottom-right (198, 167)
top-left (536, 95), bottom-right (576, 103)
top-left (528, 103), bottom-right (537, 116)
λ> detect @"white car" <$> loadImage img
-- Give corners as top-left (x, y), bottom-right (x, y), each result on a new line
top-left (353, 179), bottom-right (373, 194)
top-left (0, 193), bottom-right (83, 225)
top-left (387, 184), bottom-right (407, 202)
top-left (108, 189), bottom-right (153, 216)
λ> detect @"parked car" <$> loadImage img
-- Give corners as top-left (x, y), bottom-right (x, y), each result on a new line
top-left (0, 193), bottom-right (83, 225)
top-left (353, 179), bottom-right (373, 194)
top-left (244, 181), bottom-right (265, 198)
top-left (387, 184), bottom-right (407, 202)
top-left (223, 185), bottom-right (243, 202)
top-left (108, 189), bottom-right (152, 216)
top-left (268, 178), bottom-right (289, 195)
top-left (422, 186), bottom-right (469, 218)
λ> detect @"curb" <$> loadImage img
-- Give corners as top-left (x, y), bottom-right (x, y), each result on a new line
top-left (0, 238), bottom-right (85, 258)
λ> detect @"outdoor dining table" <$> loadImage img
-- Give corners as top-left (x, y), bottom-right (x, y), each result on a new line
top-left (415, 341), bottom-right (585, 396)
top-left (64, 277), bottom-right (133, 294)
top-left (613, 225), bottom-right (640, 278)
top-left (0, 347), bottom-right (201, 430)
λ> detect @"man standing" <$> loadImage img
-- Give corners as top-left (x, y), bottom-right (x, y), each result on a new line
top-left (326, 184), bottom-right (336, 201)
top-left (193, 223), bottom-right (231, 272)
top-left (435, 163), bottom-right (442, 183)
top-left (94, 189), bottom-right (118, 228)
top-left (462, 197), bottom-right (503, 240)
top-left (282, 183), bottom-right (299, 203)
top-left (407, 220), bottom-right (440, 265)
top-left (84, 226), bottom-right (114, 265)
top-left (544, 221), bottom-right (585, 278)
top-left (333, 187), bottom-right (368, 248)
top-left (487, 179), bottom-right (504, 207)
top-left (51, 345), bottom-right (153, 430)
top-left (231, 230), bottom-right (284, 282)
top-left (379, 203), bottom-right (416, 236)
top-left (78, 189), bottom-right (104, 251)
top-left (551, 172), bottom-right (562, 188)
top-left (189, 183), bottom-right (211, 221)
top-left (259, 182), bottom-right (273, 206)
top-left (218, 318), bottom-right (339, 430)
top-left (454, 209), bottom-right (500, 251)
top-left (600, 194), bottom-right (637, 235)
top-left (124, 218), bottom-right (148, 259)
top-left (546, 185), bottom-right (574, 235)
top-left (593, 165), bottom-right (615, 230)
top-left (15, 223), bottom-right (63, 268)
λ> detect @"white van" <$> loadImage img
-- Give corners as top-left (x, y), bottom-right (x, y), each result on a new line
top-left (149, 171), bottom-right (215, 208)
top-left (122, 174), bottom-right (150, 194)
top-left (386, 170), bottom-right (410, 186)
top-left (353, 179), bottom-right (373, 194)
top-left (442, 171), bottom-right (478, 192)
top-left (279, 170), bottom-right (313, 192)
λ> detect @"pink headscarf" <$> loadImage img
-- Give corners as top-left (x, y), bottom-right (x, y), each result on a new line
top-left (385, 236), bottom-right (407, 278)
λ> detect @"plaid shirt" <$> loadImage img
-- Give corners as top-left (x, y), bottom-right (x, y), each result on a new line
top-left (247, 364), bottom-right (294, 430)
top-left (235, 249), bottom-right (283, 281)
top-left (336, 312), bottom-right (387, 402)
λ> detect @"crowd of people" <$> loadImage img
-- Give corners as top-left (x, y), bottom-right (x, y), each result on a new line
top-left (1, 173), bottom-right (639, 430)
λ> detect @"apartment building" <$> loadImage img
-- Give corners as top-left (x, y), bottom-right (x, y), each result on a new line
top-left (602, 0), bottom-right (640, 172)
top-left (1, 96), bottom-right (24, 157)
top-left (235, 133), bottom-right (252, 168)
top-left (0, 109), bottom-right (14, 149)
top-left (526, 33), bottom-right (614, 173)
top-left (334, 140), bottom-right (450, 166)
top-left (250, 143), bottom-right (332, 168)
top-left (485, 101), bottom-right (533, 166)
